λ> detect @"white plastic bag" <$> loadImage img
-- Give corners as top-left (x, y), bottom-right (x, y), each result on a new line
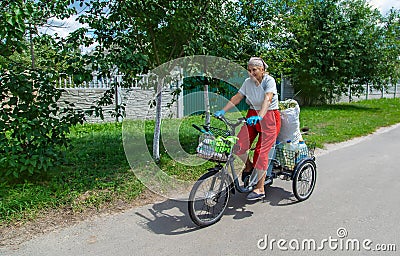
top-left (277, 99), bottom-right (303, 144)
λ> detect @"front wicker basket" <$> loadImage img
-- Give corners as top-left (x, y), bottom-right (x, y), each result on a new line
top-left (196, 133), bottom-right (235, 162)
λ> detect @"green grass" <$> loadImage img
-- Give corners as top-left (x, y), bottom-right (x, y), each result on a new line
top-left (1, 98), bottom-right (399, 224)
top-left (0, 122), bottom-right (145, 223)
top-left (299, 98), bottom-right (400, 148)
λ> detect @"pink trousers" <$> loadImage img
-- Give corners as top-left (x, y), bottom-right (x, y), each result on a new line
top-left (235, 109), bottom-right (281, 170)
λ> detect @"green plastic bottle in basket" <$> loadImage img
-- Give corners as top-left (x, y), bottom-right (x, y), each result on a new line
top-left (214, 136), bottom-right (238, 153)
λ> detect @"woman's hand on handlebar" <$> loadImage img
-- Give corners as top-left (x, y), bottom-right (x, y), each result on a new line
top-left (246, 116), bottom-right (262, 126)
top-left (212, 113), bottom-right (246, 129)
top-left (214, 110), bottom-right (226, 117)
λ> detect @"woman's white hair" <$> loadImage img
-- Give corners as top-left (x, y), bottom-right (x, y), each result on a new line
top-left (248, 57), bottom-right (268, 70)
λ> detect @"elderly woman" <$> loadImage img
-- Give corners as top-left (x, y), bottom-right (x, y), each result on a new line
top-left (215, 57), bottom-right (281, 200)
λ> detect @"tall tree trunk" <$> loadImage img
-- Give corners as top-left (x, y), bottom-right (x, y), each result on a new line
top-left (153, 80), bottom-right (162, 162)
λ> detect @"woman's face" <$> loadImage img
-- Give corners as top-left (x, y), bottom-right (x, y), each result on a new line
top-left (247, 65), bottom-right (264, 85)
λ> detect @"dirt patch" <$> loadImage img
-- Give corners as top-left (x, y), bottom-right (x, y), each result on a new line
top-left (0, 189), bottom-right (164, 248)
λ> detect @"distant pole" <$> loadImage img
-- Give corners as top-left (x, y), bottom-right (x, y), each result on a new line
top-left (348, 84), bottom-right (352, 103)
top-left (114, 77), bottom-right (119, 122)
top-left (176, 68), bottom-right (184, 118)
top-left (366, 83), bottom-right (369, 100)
top-left (204, 84), bottom-right (210, 125)
top-left (29, 23), bottom-right (35, 69)
top-left (114, 72), bottom-right (123, 122)
top-left (203, 59), bottom-right (210, 126)
top-left (170, 66), bottom-right (184, 118)
top-left (280, 73), bottom-right (284, 101)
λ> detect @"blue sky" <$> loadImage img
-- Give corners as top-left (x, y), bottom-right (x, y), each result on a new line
top-left (369, 0), bottom-right (400, 14)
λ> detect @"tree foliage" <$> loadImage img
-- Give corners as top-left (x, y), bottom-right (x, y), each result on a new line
top-left (285, 0), bottom-right (399, 104)
top-left (380, 8), bottom-right (400, 86)
top-left (74, 0), bottom-right (399, 104)
top-left (0, 0), bottom-right (87, 180)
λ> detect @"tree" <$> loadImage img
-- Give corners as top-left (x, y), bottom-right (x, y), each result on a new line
top-left (0, 0), bottom-right (87, 180)
top-left (380, 9), bottom-right (400, 88)
top-left (288, 0), bottom-right (385, 104)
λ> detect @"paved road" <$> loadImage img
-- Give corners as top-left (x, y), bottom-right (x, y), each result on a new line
top-left (2, 124), bottom-right (400, 256)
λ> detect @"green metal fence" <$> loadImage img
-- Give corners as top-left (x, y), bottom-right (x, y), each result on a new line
top-left (183, 77), bottom-right (248, 116)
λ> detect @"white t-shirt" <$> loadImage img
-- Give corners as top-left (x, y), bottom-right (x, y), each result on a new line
top-left (238, 74), bottom-right (279, 110)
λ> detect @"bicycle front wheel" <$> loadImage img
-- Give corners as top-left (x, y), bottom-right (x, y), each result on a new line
top-left (188, 171), bottom-right (231, 227)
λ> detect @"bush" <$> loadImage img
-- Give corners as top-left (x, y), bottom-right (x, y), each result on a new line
top-left (0, 68), bottom-right (85, 180)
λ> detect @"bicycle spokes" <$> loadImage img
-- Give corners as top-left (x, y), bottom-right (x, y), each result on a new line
top-left (188, 173), bottom-right (230, 226)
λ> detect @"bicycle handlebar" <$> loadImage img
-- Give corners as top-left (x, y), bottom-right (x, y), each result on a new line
top-left (192, 124), bottom-right (204, 133)
top-left (215, 115), bottom-right (246, 129)
top-left (192, 114), bottom-right (246, 135)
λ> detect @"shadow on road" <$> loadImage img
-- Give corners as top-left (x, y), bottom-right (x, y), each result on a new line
top-left (134, 199), bottom-right (196, 235)
top-left (263, 185), bottom-right (299, 206)
top-left (134, 184), bottom-right (298, 235)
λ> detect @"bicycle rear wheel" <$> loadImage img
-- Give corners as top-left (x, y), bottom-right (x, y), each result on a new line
top-left (292, 160), bottom-right (317, 201)
top-left (188, 171), bottom-right (230, 227)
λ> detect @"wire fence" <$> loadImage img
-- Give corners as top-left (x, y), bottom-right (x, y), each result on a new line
top-left (345, 83), bottom-right (399, 102)
top-left (55, 73), bottom-right (142, 89)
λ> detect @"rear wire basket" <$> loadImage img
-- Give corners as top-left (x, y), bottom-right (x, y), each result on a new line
top-left (274, 142), bottom-right (316, 170)
top-left (196, 127), bottom-right (236, 162)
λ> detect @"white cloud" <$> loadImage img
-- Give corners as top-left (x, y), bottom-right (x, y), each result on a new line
top-left (369, 0), bottom-right (400, 15)
top-left (38, 15), bottom-right (97, 53)
top-left (39, 15), bottom-right (84, 38)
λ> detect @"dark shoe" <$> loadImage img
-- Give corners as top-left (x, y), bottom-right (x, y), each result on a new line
top-left (246, 191), bottom-right (265, 201)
